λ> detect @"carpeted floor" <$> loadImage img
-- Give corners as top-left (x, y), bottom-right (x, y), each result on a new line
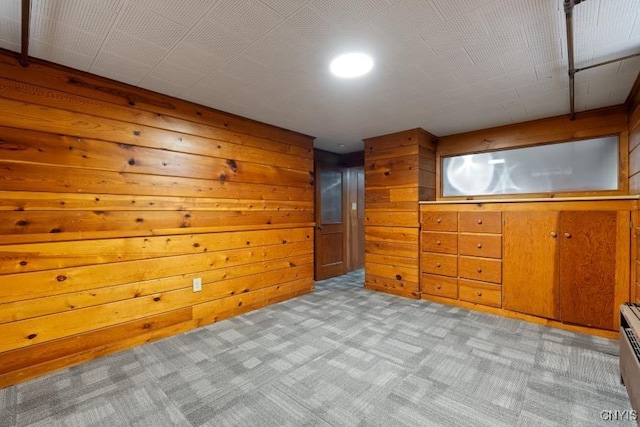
top-left (0, 269), bottom-right (634, 426)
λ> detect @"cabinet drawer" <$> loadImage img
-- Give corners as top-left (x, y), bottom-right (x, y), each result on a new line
top-left (421, 211), bottom-right (457, 232)
top-left (421, 274), bottom-right (458, 299)
top-left (459, 212), bottom-right (502, 234)
top-left (459, 279), bottom-right (502, 307)
top-left (459, 234), bottom-right (502, 258)
top-left (421, 253), bottom-right (457, 277)
top-left (421, 232), bottom-right (457, 254)
top-left (459, 257), bottom-right (502, 284)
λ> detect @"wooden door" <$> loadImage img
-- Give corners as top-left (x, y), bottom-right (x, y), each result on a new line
top-left (558, 210), bottom-right (625, 330)
top-left (314, 167), bottom-right (347, 280)
top-left (503, 211), bottom-right (559, 319)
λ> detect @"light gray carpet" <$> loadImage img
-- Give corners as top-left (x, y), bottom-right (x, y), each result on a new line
top-left (0, 269), bottom-right (634, 426)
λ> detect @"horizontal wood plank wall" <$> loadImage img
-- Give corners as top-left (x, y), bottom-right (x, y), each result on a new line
top-left (437, 105), bottom-right (630, 199)
top-left (0, 52), bottom-right (315, 388)
top-left (363, 129), bottom-right (437, 299)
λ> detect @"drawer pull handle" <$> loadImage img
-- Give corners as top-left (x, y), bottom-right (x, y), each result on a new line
top-left (436, 218), bottom-right (442, 224)
top-left (477, 219), bottom-right (483, 224)
top-left (436, 262), bottom-right (441, 268)
top-left (476, 291), bottom-right (483, 297)
top-left (476, 243), bottom-right (483, 249)
top-left (436, 240), bottom-right (442, 245)
top-left (550, 232), bottom-right (557, 238)
top-left (476, 267), bottom-right (482, 273)
top-left (564, 232), bottom-right (572, 238)
top-left (436, 284), bottom-right (441, 290)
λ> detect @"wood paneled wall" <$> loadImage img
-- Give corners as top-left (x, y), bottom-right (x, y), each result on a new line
top-left (0, 51), bottom-right (314, 388)
top-left (629, 74), bottom-right (640, 194)
top-left (627, 72), bottom-right (640, 302)
top-left (363, 129), bottom-right (436, 298)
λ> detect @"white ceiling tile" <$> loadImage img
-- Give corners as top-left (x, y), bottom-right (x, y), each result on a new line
top-left (138, 75), bottom-right (189, 98)
top-left (516, 76), bottom-right (568, 99)
top-left (207, 0), bottom-right (285, 41)
top-left (0, 1), bottom-right (20, 21)
top-left (0, 16), bottom-right (20, 46)
top-left (258, 0), bottom-right (310, 16)
top-left (217, 55), bottom-right (278, 87)
top-left (147, 61), bottom-right (206, 87)
top-left (131, 0), bottom-right (214, 26)
top-left (183, 18), bottom-right (253, 60)
top-left (597, 0), bottom-right (640, 26)
top-left (163, 43), bottom-right (226, 75)
top-left (500, 42), bottom-right (563, 74)
top-left (86, 0), bottom-right (124, 13)
top-left (430, 0), bottom-right (495, 21)
top-left (487, 67), bottom-right (539, 91)
top-left (114, 2), bottom-right (188, 49)
top-left (310, 0), bottom-right (398, 28)
top-left (534, 61), bottom-right (566, 81)
top-left (91, 51), bottom-right (153, 84)
top-left (525, 11), bottom-right (564, 51)
top-left (573, 0), bottom-right (600, 28)
top-left (369, 0), bottom-right (444, 42)
top-left (31, 14), bottom-right (103, 57)
top-left (466, 30), bottom-right (529, 65)
top-left (620, 56), bottom-right (640, 76)
top-left (269, 6), bottom-right (338, 50)
top-left (102, 30), bottom-right (168, 66)
top-left (420, 10), bottom-right (489, 54)
top-left (29, 39), bottom-right (94, 71)
top-left (579, 61), bottom-right (620, 83)
top-left (479, 0), bottom-right (557, 37)
top-left (32, 0), bottom-right (116, 38)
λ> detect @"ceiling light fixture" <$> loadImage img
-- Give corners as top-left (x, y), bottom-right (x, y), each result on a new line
top-left (329, 53), bottom-right (373, 78)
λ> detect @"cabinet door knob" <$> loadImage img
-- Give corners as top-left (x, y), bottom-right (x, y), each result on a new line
top-left (564, 232), bottom-right (572, 238)
top-left (550, 232), bottom-right (557, 238)
top-left (436, 240), bottom-right (442, 246)
top-left (476, 291), bottom-right (483, 297)
top-left (477, 219), bottom-right (483, 224)
top-left (476, 243), bottom-right (483, 249)
top-left (436, 218), bottom-right (442, 223)
top-left (476, 267), bottom-right (482, 273)
top-left (436, 284), bottom-right (441, 290)
top-left (436, 262), bottom-right (441, 268)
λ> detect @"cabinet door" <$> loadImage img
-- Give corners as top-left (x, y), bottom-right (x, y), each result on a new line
top-left (558, 211), bottom-right (627, 330)
top-left (503, 211), bottom-right (559, 319)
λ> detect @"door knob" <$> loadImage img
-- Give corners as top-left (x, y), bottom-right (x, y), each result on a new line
top-left (436, 262), bottom-right (441, 268)
top-left (477, 219), bottom-right (483, 224)
top-left (436, 240), bottom-right (442, 246)
top-left (436, 284), bottom-right (441, 290)
top-left (564, 232), bottom-right (572, 238)
top-left (550, 232), bottom-right (557, 238)
top-left (436, 218), bottom-right (442, 223)
top-left (476, 267), bottom-right (482, 273)
top-left (476, 243), bottom-right (483, 249)
top-left (476, 291), bottom-right (483, 297)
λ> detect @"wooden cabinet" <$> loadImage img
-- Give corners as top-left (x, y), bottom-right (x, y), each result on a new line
top-left (503, 211), bottom-right (558, 319)
top-left (503, 209), bottom-right (630, 331)
top-left (420, 211), bottom-right (458, 299)
top-left (421, 197), bottom-right (635, 334)
top-left (420, 207), bottom-right (502, 308)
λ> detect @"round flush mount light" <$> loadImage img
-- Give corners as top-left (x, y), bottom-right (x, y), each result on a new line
top-left (329, 53), bottom-right (373, 78)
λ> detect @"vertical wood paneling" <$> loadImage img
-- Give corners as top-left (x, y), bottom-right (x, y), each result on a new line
top-left (0, 52), bottom-right (314, 388)
top-left (363, 129), bottom-right (437, 299)
top-left (629, 73), bottom-right (640, 194)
